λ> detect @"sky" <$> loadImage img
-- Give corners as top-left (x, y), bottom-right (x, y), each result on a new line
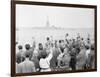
top-left (16, 4), bottom-right (95, 29)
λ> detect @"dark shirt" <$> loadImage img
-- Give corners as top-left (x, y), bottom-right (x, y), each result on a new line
top-left (50, 47), bottom-right (61, 68)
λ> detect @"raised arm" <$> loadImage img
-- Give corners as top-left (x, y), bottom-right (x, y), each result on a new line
top-left (46, 48), bottom-right (53, 62)
top-left (31, 37), bottom-right (36, 50)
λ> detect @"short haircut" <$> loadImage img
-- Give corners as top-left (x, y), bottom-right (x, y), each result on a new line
top-left (41, 51), bottom-right (47, 58)
top-left (47, 37), bottom-right (50, 41)
top-left (25, 44), bottom-right (30, 50)
top-left (91, 44), bottom-right (94, 50)
top-left (66, 33), bottom-right (69, 36)
top-left (72, 45), bottom-right (76, 48)
top-left (18, 45), bottom-right (23, 50)
top-left (62, 40), bottom-right (64, 42)
top-left (85, 45), bottom-right (90, 50)
top-left (59, 40), bottom-right (62, 43)
top-left (81, 38), bottom-right (84, 40)
top-left (25, 51), bottom-right (30, 58)
top-left (16, 55), bottom-right (21, 64)
top-left (39, 43), bottom-right (42, 46)
top-left (87, 38), bottom-right (90, 40)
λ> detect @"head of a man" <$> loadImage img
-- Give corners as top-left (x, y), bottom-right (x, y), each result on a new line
top-left (47, 37), bottom-right (50, 41)
top-left (25, 51), bottom-right (30, 58)
top-left (16, 55), bottom-right (21, 64)
top-left (66, 33), bottom-right (69, 37)
top-left (16, 54), bottom-right (25, 64)
top-left (16, 41), bottom-right (18, 45)
top-left (81, 37), bottom-right (84, 41)
top-left (91, 44), bottom-right (94, 50)
top-left (59, 40), bottom-right (62, 44)
top-left (25, 44), bottom-right (30, 50)
top-left (85, 45), bottom-right (90, 50)
top-left (71, 45), bottom-right (76, 52)
top-left (41, 51), bottom-right (47, 59)
top-left (18, 45), bottom-right (23, 50)
top-left (38, 43), bottom-right (43, 50)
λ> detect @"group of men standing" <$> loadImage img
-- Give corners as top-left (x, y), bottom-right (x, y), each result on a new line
top-left (16, 33), bottom-right (95, 73)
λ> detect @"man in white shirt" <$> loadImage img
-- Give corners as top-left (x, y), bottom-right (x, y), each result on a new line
top-left (18, 51), bottom-right (36, 73)
top-left (39, 48), bottom-right (53, 72)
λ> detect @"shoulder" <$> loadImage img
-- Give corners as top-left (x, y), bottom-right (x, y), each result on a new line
top-left (27, 60), bottom-right (35, 66)
top-left (39, 58), bottom-right (44, 63)
top-left (57, 53), bottom-right (63, 60)
top-left (18, 62), bottom-right (24, 67)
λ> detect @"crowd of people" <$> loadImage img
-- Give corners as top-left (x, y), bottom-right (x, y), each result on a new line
top-left (16, 33), bottom-right (95, 73)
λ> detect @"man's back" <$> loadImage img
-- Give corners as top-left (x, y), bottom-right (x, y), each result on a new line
top-left (19, 59), bottom-right (36, 73)
top-left (16, 50), bottom-right (25, 63)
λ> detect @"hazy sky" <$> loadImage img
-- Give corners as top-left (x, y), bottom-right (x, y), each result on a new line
top-left (16, 4), bottom-right (94, 28)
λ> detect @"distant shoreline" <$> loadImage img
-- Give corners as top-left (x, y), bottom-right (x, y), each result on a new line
top-left (16, 27), bottom-right (94, 31)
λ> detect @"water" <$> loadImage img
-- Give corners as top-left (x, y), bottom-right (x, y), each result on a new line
top-left (16, 27), bottom-right (94, 47)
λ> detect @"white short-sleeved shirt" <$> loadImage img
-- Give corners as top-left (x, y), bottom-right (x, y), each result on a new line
top-left (16, 63), bottom-right (21, 73)
top-left (39, 49), bottom-right (53, 69)
top-left (86, 49), bottom-right (91, 58)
